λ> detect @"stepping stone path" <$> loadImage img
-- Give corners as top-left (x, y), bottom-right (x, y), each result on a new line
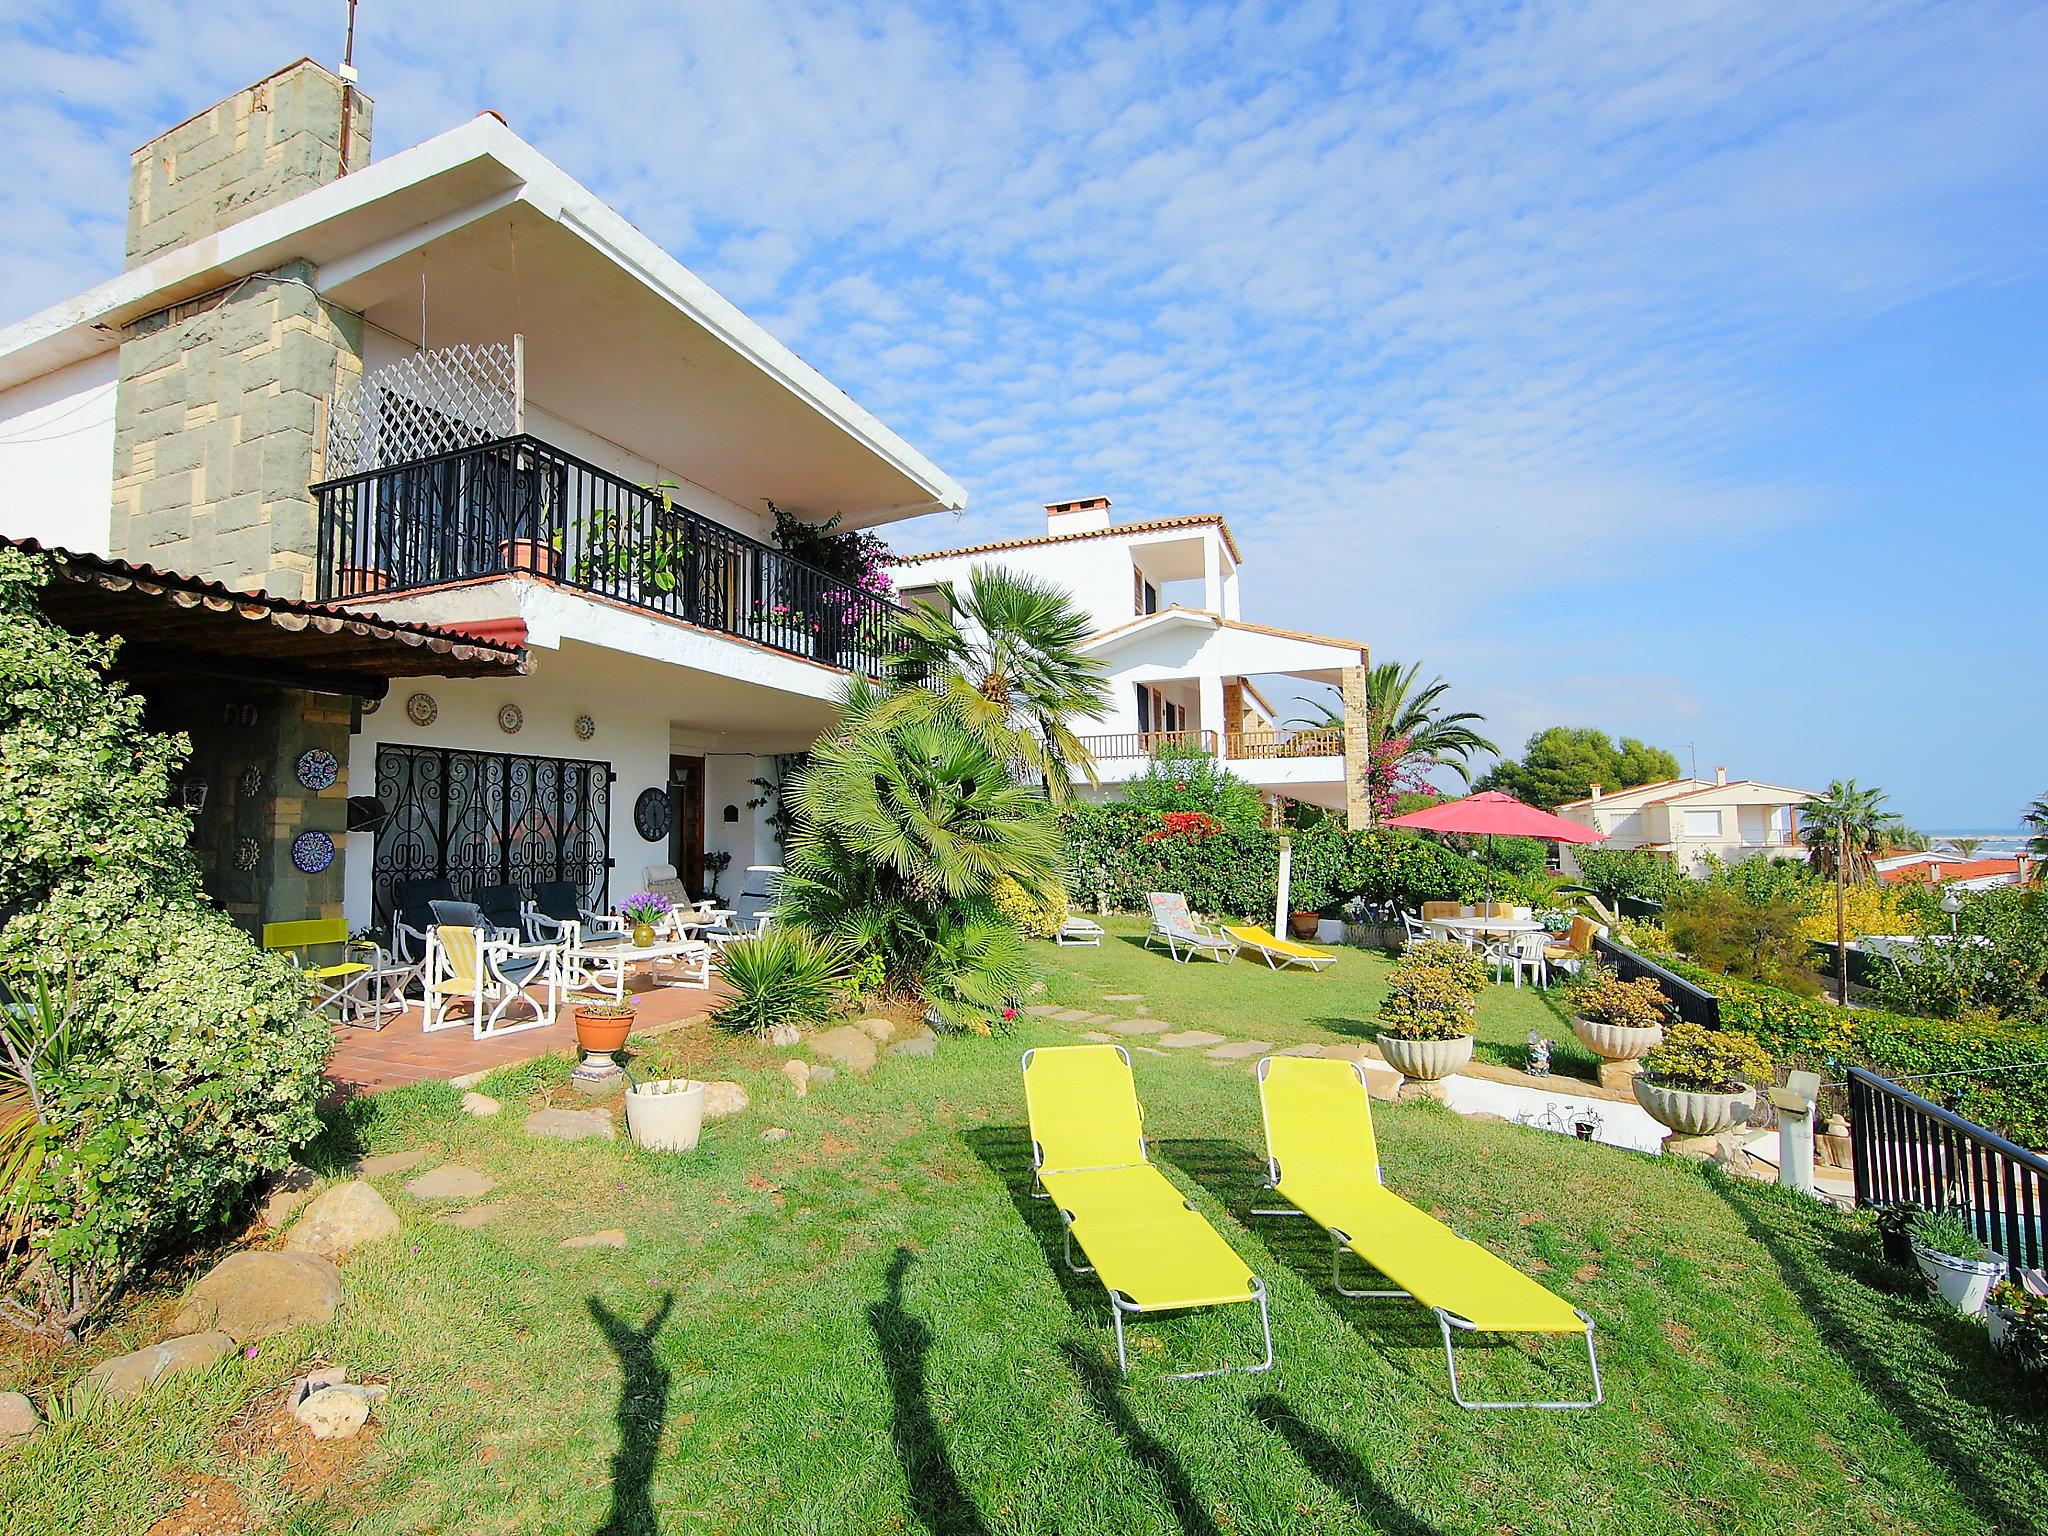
top-left (1079, 1032), bottom-right (1114, 1043)
top-left (1275, 1044), bottom-right (1325, 1058)
top-left (562, 1229), bottom-right (628, 1249)
top-left (437, 1203), bottom-right (506, 1229)
top-left (354, 1148), bottom-right (432, 1178)
top-left (1156, 1030), bottom-right (1227, 1049)
top-left (460, 1092), bottom-right (500, 1117)
top-left (1106, 1019), bottom-right (1170, 1036)
top-left (1053, 1009), bottom-right (1093, 1023)
top-left (524, 1108), bottom-right (614, 1142)
top-left (404, 1165), bottom-right (498, 1199)
top-left (1101, 994), bottom-right (1144, 1003)
top-left (1022, 1005), bottom-right (1064, 1017)
top-left (1205, 1040), bottom-right (1273, 1061)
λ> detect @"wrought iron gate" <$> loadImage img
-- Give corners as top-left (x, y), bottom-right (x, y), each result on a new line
top-left (371, 744), bottom-right (612, 927)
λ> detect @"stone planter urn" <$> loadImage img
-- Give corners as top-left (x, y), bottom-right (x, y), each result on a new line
top-left (624, 1078), bottom-right (706, 1153)
top-left (1379, 1033), bottom-right (1474, 1101)
top-left (1910, 1240), bottom-right (2002, 1315)
top-left (1570, 1016), bottom-right (1664, 1091)
top-left (1632, 1076), bottom-right (1751, 1137)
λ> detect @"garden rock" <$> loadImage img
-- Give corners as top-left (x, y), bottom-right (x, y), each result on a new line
top-left (1106, 1019), bottom-right (1169, 1036)
top-left (782, 1059), bottom-right (811, 1097)
top-left (287, 1366), bottom-right (349, 1407)
top-left (858, 1018), bottom-right (897, 1042)
top-left (1157, 1030), bottom-right (1226, 1049)
top-left (1054, 1009), bottom-right (1092, 1023)
top-left (1102, 993), bottom-right (1144, 1003)
top-left (460, 1091), bottom-right (501, 1117)
top-left (405, 1164), bottom-right (501, 1197)
top-left (85, 1332), bottom-right (236, 1402)
top-left (1080, 1031), bottom-right (1114, 1043)
top-left (294, 1386), bottom-right (372, 1440)
top-left (1206, 1040), bottom-right (1272, 1061)
top-left (701, 1081), bottom-right (750, 1119)
top-left (562, 1229), bottom-right (628, 1249)
top-left (888, 1034), bottom-right (937, 1060)
top-left (257, 1166), bottom-right (320, 1229)
top-left (809, 1025), bottom-right (878, 1074)
top-left (437, 1202), bottom-right (506, 1229)
top-left (765, 1022), bottom-right (802, 1048)
top-left (1023, 1005), bottom-right (1063, 1017)
top-left (0, 1392), bottom-right (37, 1442)
top-left (172, 1251), bottom-right (342, 1342)
top-left (286, 1181), bottom-right (400, 1259)
top-left (761, 1127), bottom-right (791, 1143)
top-left (808, 1065), bottom-right (837, 1086)
top-left (353, 1148), bottom-right (431, 1178)
top-left (523, 1109), bottom-right (614, 1143)
top-left (447, 1069), bottom-right (491, 1090)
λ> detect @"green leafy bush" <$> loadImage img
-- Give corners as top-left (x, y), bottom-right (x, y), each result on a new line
top-left (1666, 884), bottom-right (1823, 995)
top-left (712, 927), bottom-right (856, 1035)
top-left (921, 916), bottom-right (1034, 1034)
top-left (0, 550), bottom-right (328, 1333)
top-left (1376, 940), bottom-right (1487, 1041)
top-left (1120, 744), bottom-right (1267, 830)
top-left (991, 875), bottom-right (1070, 940)
top-left (1872, 887), bottom-right (2048, 1023)
top-left (1641, 1021), bottom-right (1774, 1094)
top-left (1569, 965), bottom-right (1671, 1030)
top-left (1569, 848), bottom-right (1682, 910)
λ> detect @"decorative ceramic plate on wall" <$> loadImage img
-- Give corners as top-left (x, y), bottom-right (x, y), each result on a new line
top-left (360, 695), bottom-right (381, 715)
top-left (295, 748), bottom-right (339, 790)
top-left (238, 765), bottom-right (263, 798)
top-left (406, 692), bottom-right (438, 727)
top-left (291, 830), bottom-right (335, 874)
top-left (498, 702), bottom-right (524, 735)
top-left (634, 787), bottom-right (671, 841)
top-left (575, 714), bottom-right (596, 741)
top-left (234, 838), bottom-right (261, 871)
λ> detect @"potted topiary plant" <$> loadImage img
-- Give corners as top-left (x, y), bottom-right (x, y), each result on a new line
top-left (624, 1075), bottom-right (707, 1153)
top-left (1567, 965), bottom-right (1669, 1084)
top-left (1987, 1279), bottom-right (2047, 1369)
top-left (1907, 1207), bottom-right (2003, 1315)
top-left (1632, 1021), bottom-right (1773, 1138)
top-left (1375, 939), bottom-right (1486, 1087)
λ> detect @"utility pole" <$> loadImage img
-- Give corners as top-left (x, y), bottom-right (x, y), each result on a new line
top-left (1835, 824), bottom-right (1850, 1006)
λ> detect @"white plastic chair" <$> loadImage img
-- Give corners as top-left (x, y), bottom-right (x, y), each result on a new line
top-left (1509, 931), bottom-right (1549, 989)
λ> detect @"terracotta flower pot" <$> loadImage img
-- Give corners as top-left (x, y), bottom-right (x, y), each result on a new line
top-left (1570, 1016), bottom-right (1663, 1065)
top-left (1632, 1076), bottom-right (1750, 1136)
top-left (1289, 911), bottom-right (1320, 939)
top-left (1378, 1033), bottom-right (1474, 1082)
top-left (499, 537), bottom-right (560, 577)
top-left (574, 1006), bottom-right (635, 1056)
top-left (337, 564), bottom-right (390, 595)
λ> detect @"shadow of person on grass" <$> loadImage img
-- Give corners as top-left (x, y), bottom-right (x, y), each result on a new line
top-left (1248, 1395), bottom-right (1442, 1535)
top-left (588, 1292), bottom-right (674, 1536)
top-left (1060, 1342), bottom-right (1224, 1536)
top-left (867, 1248), bottom-right (992, 1536)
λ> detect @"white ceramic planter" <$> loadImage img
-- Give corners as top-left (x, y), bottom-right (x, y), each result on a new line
top-left (624, 1078), bottom-right (706, 1153)
top-left (1989, 1302), bottom-right (2016, 1351)
top-left (1911, 1240), bottom-right (2002, 1315)
top-left (1570, 1015), bottom-right (1663, 1063)
top-left (1378, 1033), bottom-right (1474, 1082)
top-left (1316, 918), bottom-right (1346, 943)
top-left (1632, 1077), bottom-right (1751, 1136)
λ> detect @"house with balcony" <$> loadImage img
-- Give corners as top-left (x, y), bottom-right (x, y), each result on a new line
top-left (1554, 768), bottom-right (1814, 878)
top-left (896, 497), bottom-right (1371, 819)
top-left (0, 59), bottom-right (964, 933)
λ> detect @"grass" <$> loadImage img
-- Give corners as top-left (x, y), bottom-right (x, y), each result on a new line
top-left (3, 935), bottom-right (2045, 1535)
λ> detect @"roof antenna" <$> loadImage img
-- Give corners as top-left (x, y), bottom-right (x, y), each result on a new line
top-left (337, 0), bottom-right (362, 174)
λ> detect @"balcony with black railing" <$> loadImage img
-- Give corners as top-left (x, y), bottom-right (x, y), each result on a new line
top-left (312, 435), bottom-right (898, 675)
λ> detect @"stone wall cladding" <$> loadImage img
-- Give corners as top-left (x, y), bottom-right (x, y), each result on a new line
top-left (1340, 661), bottom-right (1372, 827)
top-left (126, 59), bottom-right (372, 267)
top-left (111, 260), bottom-right (365, 599)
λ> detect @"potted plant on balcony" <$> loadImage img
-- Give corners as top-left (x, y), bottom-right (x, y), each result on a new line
top-left (1375, 940), bottom-right (1486, 1090)
top-left (1632, 1021), bottom-right (1772, 1139)
top-left (1567, 964), bottom-right (1669, 1085)
top-left (617, 890), bottom-right (672, 948)
top-left (1907, 1207), bottom-right (2003, 1315)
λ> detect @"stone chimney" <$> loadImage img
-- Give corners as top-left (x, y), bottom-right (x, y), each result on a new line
top-left (1589, 783), bottom-right (1603, 802)
top-left (127, 59), bottom-right (373, 268)
top-left (1715, 765), bottom-right (1728, 786)
top-left (1046, 495), bottom-right (1112, 536)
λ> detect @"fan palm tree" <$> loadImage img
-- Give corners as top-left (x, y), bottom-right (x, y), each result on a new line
top-left (882, 566), bottom-right (1110, 799)
top-left (2023, 794), bottom-right (2048, 861)
top-left (1289, 660), bottom-right (1498, 811)
top-left (1802, 778), bottom-right (1896, 1003)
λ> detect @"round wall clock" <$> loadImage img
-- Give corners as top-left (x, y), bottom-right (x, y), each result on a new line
top-left (498, 702), bottom-right (524, 735)
top-left (633, 787), bottom-right (671, 841)
top-left (295, 748), bottom-right (339, 790)
top-left (290, 830), bottom-right (335, 874)
top-left (406, 692), bottom-right (438, 727)
top-left (575, 714), bottom-right (596, 741)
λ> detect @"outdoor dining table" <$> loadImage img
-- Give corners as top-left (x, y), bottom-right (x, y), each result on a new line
top-left (565, 933), bottom-right (712, 1000)
top-left (1428, 915), bottom-right (1547, 943)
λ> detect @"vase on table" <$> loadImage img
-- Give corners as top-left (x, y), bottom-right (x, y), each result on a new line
top-left (631, 921), bottom-right (656, 948)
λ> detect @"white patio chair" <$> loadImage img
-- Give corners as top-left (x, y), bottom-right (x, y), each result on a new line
top-left (1509, 931), bottom-right (1549, 989)
top-left (1145, 893), bottom-right (1238, 963)
top-left (423, 921), bottom-right (560, 1038)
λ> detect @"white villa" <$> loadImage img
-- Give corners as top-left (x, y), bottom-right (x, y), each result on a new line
top-left (0, 60), bottom-right (965, 934)
top-left (1554, 769), bottom-right (1814, 878)
top-left (897, 496), bottom-right (1372, 818)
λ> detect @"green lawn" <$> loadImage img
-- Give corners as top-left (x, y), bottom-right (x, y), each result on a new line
top-left (4, 937), bottom-right (2044, 1535)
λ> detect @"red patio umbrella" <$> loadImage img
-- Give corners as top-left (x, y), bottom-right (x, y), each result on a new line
top-left (1383, 791), bottom-right (1605, 897)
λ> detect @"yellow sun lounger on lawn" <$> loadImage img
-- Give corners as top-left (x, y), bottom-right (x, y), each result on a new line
top-left (1254, 1054), bottom-right (1602, 1409)
top-left (1022, 1044), bottom-right (1274, 1379)
top-left (1221, 925), bottom-right (1338, 972)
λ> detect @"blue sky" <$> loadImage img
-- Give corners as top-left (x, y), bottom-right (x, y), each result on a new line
top-left (3, 1), bottom-right (2044, 826)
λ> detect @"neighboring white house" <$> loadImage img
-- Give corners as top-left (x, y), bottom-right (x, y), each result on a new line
top-left (1555, 769), bottom-right (1814, 877)
top-left (0, 60), bottom-right (965, 932)
top-left (896, 497), bottom-right (1371, 816)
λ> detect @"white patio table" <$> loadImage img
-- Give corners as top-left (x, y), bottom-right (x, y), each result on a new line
top-left (565, 934), bottom-right (713, 1001)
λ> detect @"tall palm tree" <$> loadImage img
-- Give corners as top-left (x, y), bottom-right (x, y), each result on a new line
top-left (1290, 660), bottom-right (1497, 811)
top-left (1802, 778), bottom-right (1896, 1004)
top-left (882, 566), bottom-right (1110, 800)
top-left (2023, 794), bottom-right (2048, 861)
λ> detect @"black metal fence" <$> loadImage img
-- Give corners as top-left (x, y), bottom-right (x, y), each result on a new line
top-left (312, 435), bottom-right (898, 675)
top-left (1590, 932), bottom-right (1722, 1030)
top-left (1809, 940), bottom-right (1886, 991)
top-left (1848, 1065), bottom-right (2044, 1275)
top-left (1617, 895), bottom-right (1666, 921)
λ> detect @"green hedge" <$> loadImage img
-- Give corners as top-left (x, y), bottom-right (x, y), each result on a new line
top-left (1657, 954), bottom-right (2048, 1146)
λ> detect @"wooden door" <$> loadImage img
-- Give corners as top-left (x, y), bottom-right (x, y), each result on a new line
top-left (668, 754), bottom-right (706, 896)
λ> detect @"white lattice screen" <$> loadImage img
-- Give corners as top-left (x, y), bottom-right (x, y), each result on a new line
top-left (327, 337), bottom-right (523, 476)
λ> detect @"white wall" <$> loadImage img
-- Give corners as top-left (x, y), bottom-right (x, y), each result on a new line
top-left (0, 351), bottom-right (118, 553)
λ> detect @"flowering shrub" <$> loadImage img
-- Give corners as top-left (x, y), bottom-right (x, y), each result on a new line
top-left (991, 875), bottom-right (1071, 939)
top-left (1641, 1021), bottom-right (1773, 1093)
top-left (1569, 965), bottom-right (1671, 1030)
top-left (1145, 811), bottom-right (1223, 843)
top-left (1377, 940), bottom-right (1488, 1041)
top-left (1796, 882), bottom-right (1898, 942)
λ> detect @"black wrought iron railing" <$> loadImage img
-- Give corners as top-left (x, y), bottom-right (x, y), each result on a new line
top-left (1589, 932), bottom-right (1722, 1030)
top-left (1849, 1066), bottom-right (2045, 1275)
top-left (312, 435), bottom-right (898, 675)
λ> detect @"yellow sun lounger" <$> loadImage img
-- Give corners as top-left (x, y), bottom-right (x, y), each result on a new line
top-left (1254, 1054), bottom-right (1601, 1409)
top-left (1221, 925), bottom-right (1338, 971)
top-left (1022, 1044), bottom-right (1274, 1379)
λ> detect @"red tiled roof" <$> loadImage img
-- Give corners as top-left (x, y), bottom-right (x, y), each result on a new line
top-left (1880, 857), bottom-right (2025, 885)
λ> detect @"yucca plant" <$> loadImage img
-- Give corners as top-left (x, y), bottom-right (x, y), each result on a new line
top-left (711, 928), bottom-right (855, 1037)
